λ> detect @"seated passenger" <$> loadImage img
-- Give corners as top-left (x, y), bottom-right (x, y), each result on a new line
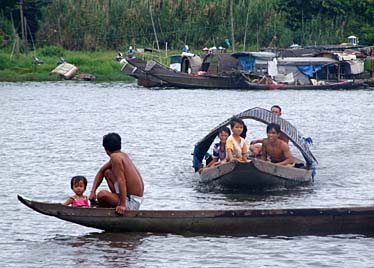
top-left (206, 126), bottom-right (230, 168)
top-left (250, 105), bottom-right (288, 157)
top-left (63, 176), bottom-right (90, 208)
top-left (261, 123), bottom-right (294, 166)
top-left (226, 117), bottom-right (249, 162)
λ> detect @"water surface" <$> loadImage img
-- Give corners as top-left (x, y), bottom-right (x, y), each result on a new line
top-left (1, 82), bottom-right (373, 267)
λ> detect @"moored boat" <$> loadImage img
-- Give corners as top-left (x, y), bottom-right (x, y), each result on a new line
top-left (128, 56), bottom-right (368, 90)
top-left (121, 58), bottom-right (169, 87)
top-left (128, 54), bottom-right (255, 89)
top-left (18, 195), bottom-right (374, 236)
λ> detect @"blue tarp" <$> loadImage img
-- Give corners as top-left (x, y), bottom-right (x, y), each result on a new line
top-left (297, 65), bottom-right (323, 77)
top-left (237, 55), bottom-right (256, 71)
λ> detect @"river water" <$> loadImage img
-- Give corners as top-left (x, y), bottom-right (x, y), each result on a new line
top-left (0, 82), bottom-right (373, 267)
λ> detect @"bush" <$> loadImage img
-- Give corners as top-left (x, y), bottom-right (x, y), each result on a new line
top-left (38, 46), bottom-right (65, 57)
top-left (0, 54), bottom-right (10, 70)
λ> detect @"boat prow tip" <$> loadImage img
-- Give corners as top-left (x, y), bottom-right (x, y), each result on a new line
top-left (17, 195), bottom-right (32, 208)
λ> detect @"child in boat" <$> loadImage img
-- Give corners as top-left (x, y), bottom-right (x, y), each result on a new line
top-left (203, 126), bottom-right (231, 170)
top-left (226, 117), bottom-right (249, 162)
top-left (63, 176), bottom-right (90, 208)
top-left (261, 123), bottom-right (294, 166)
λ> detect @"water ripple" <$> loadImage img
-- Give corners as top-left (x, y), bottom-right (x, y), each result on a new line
top-left (1, 82), bottom-right (374, 267)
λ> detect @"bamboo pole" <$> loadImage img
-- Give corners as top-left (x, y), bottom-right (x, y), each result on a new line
top-left (23, 16), bottom-right (29, 54)
top-left (149, 1), bottom-right (161, 62)
top-left (10, 13), bottom-right (20, 58)
top-left (243, 2), bottom-right (250, 51)
top-left (230, 0), bottom-right (235, 52)
top-left (19, 0), bottom-right (26, 52)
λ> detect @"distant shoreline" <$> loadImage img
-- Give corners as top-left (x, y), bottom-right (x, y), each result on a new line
top-left (0, 48), bottom-right (135, 82)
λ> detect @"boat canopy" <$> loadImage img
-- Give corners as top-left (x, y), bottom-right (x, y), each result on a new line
top-left (192, 107), bottom-right (317, 171)
top-left (232, 52), bottom-right (277, 72)
top-left (201, 53), bottom-right (239, 74)
top-left (180, 55), bottom-right (203, 74)
top-left (277, 48), bottom-right (321, 57)
top-left (276, 57), bottom-right (339, 78)
top-left (237, 55), bottom-right (256, 71)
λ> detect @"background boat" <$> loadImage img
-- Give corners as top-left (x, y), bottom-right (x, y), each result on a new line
top-left (121, 58), bottom-right (169, 87)
top-left (128, 54), bottom-right (253, 89)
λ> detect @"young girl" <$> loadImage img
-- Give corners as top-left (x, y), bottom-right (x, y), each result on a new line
top-left (206, 126), bottom-right (230, 167)
top-left (198, 126), bottom-right (231, 173)
top-left (63, 176), bottom-right (90, 208)
top-left (226, 117), bottom-right (249, 162)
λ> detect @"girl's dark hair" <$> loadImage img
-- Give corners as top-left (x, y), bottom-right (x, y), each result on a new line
top-left (229, 117), bottom-right (247, 138)
top-left (218, 126), bottom-right (231, 136)
top-left (70, 176), bottom-right (88, 190)
top-left (229, 117), bottom-right (244, 128)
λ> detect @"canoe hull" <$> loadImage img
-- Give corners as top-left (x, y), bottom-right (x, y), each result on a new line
top-left (18, 195), bottom-right (374, 236)
top-left (121, 60), bottom-right (169, 87)
top-left (129, 59), bottom-right (251, 89)
top-left (200, 160), bottom-right (313, 190)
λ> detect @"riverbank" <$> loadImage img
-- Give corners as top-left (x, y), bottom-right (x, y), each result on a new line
top-left (0, 47), bottom-right (134, 82)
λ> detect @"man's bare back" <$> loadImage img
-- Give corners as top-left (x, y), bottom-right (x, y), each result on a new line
top-left (110, 152), bottom-right (144, 197)
top-left (89, 133), bottom-right (144, 215)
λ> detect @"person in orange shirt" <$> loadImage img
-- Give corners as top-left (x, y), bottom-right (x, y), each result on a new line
top-left (226, 117), bottom-right (249, 162)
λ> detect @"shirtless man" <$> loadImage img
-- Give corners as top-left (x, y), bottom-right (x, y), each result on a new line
top-left (261, 123), bottom-right (293, 166)
top-left (89, 133), bottom-right (144, 215)
top-left (250, 105), bottom-right (288, 156)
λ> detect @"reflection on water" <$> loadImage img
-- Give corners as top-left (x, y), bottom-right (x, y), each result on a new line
top-left (1, 82), bottom-right (374, 267)
top-left (222, 188), bottom-right (315, 204)
top-left (53, 232), bottom-right (147, 265)
top-left (54, 232), bottom-right (145, 250)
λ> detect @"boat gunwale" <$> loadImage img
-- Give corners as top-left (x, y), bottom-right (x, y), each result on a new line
top-left (18, 195), bottom-right (374, 218)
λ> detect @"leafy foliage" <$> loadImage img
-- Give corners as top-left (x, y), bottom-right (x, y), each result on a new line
top-left (2, 0), bottom-right (374, 51)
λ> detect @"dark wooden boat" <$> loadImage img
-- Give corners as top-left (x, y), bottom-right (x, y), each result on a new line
top-left (127, 55), bottom-right (256, 89)
top-left (193, 107), bottom-right (317, 190)
top-left (200, 158), bottom-right (312, 189)
top-left (121, 58), bottom-right (169, 87)
top-left (128, 59), bottom-right (368, 90)
top-left (243, 79), bottom-right (368, 90)
top-left (18, 195), bottom-right (374, 236)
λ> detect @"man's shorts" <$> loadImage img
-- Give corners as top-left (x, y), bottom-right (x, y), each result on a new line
top-left (114, 182), bottom-right (143, 210)
top-left (126, 194), bottom-right (143, 210)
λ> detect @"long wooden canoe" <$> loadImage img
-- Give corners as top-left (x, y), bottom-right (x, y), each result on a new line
top-left (200, 159), bottom-right (313, 190)
top-left (18, 195), bottom-right (374, 236)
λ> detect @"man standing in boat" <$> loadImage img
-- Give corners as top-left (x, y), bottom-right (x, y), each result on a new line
top-left (89, 133), bottom-right (144, 215)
